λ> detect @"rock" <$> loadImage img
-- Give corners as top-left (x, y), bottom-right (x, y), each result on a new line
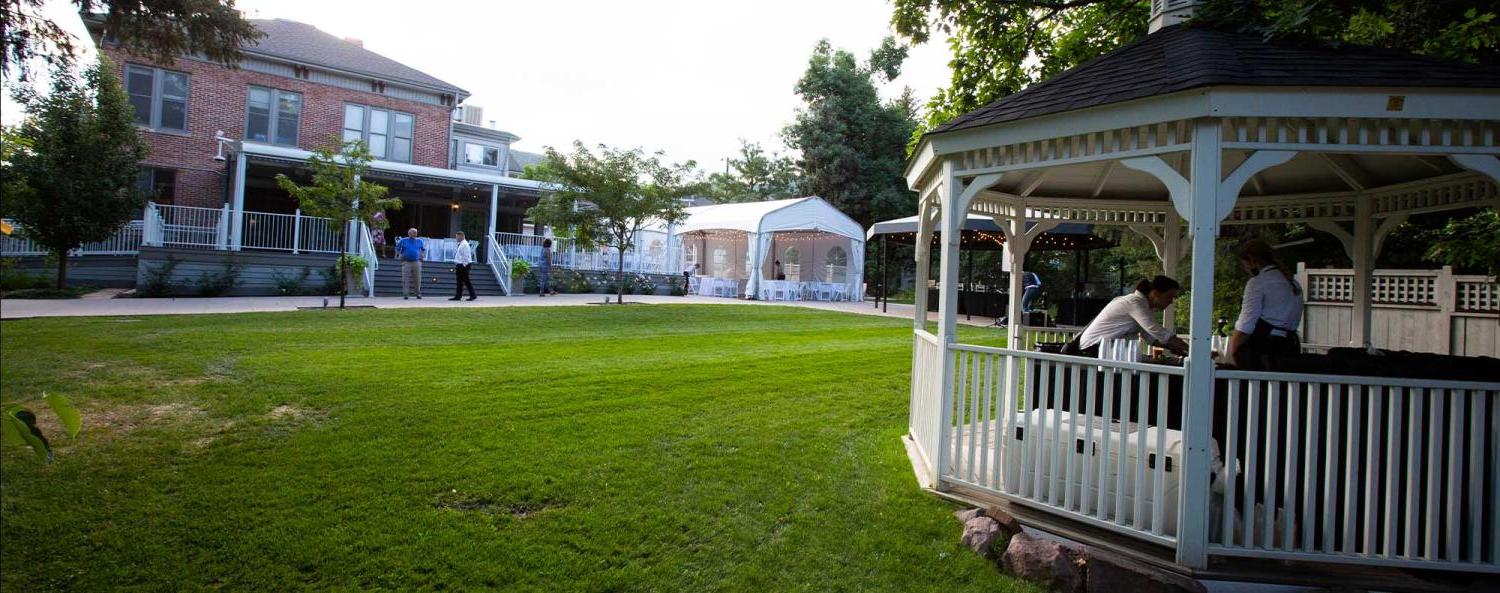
top-left (999, 533), bottom-right (1086, 593)
top-left (961, 516), bottom-right (1003, 558)
top-left (1084, 549), bottom-right (1206, 593)
top-left (954, 507), bottom-right (985, 524)
top-left (983, 505), bottom-right (1024, 537)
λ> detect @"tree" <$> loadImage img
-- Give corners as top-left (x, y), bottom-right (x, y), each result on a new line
top-left (523, 141), bottom-right (698, 304)
top-left (274, 139), bottom-right (399, 309)
top-left (2, 0), bottom-right (263, 80)
top-left (783, 38), bottom-right (918, 227)
top-left (5, 57), bottom-right (145, 289)
top-left (891, 0), bottom-right (1499, 137)
top-left (704, 139), bottom-right (801, 203)
top-left (1423, 209), bottom-right (1500, 277)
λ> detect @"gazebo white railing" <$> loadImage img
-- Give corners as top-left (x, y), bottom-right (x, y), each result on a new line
top-left (901, 14), bottom-right (1500, 581)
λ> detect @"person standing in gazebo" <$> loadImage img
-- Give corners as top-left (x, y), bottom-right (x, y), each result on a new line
top-left (1226, 239), bottom-right (1303, 369)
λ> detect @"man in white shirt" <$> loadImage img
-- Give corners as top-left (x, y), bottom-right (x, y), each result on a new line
top-left (1227, 239), bottom-right (1303, 368)
top-left (449, 231), bottom-right (477, 301)
top-left (1072, 276), bottom-right (1189, 357)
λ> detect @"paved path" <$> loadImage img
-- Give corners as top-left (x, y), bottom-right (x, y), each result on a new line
top-left (0, 292), bottom-right (1003, 327)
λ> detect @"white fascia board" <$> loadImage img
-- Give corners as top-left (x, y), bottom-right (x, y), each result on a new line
top-left (1207, 87), bottom-right (1500, 120)
top-left (904, 140), bottom-right (936, 190)
top-left (926, 90), bottom-right (1213, 158)
top-left (239, 142), bottom-right (549, 190)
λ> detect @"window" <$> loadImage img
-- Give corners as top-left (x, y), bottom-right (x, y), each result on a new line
top-left (463, 143), bottom-right (499, 167)
top-left (245, 87), bottom-right (301, 146)
top-left (125, 65), bottom-right (188, 131)
top-left (712, 247), bottom-right (729, 277)
top-left (342, 104), bottom-right (414, 162)
top-left (647, 240), bottom-right (664, 266)
top-left (783, 246), bottom-right (801, 281)
top-left (826, 246), bottom-right (848, 283)
top-left (135, 167), bottom-right (177, 204)
top-left (684, 244), bottom-right (697, 268)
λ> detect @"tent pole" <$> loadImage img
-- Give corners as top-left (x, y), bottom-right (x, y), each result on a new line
top-left (965, 248), bottom-right (973, 321)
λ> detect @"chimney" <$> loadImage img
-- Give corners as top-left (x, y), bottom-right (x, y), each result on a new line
top-left (1148, 0), bottom-right (1201, 33)
top-left (488, 119), bottom-right (497, 129)
top-left (344, 37), bottom-right (363, 47)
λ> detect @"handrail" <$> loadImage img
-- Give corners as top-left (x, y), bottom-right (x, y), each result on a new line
top-left (1217, 368), bottom-right (1499, 391)
top-left (355, 222), bottom-right (377, 297)
top-left (951, 341), bottom-right (1188, 375)
top-left (487, 234), bottom-right (512, 295)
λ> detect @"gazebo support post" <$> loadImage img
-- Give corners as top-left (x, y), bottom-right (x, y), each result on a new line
top-left (912, 190), bottom-right (937, 332)
top-left (1351, 198), bottom-right (1375, 350)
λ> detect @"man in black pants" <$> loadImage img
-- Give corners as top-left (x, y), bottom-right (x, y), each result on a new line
top-left (449, 231), bottom-right (477, 301)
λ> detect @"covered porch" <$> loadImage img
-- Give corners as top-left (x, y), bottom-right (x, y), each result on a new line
top-left (903, 23), bottom-right (1500, 589)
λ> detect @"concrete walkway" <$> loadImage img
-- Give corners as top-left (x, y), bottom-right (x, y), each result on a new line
top-left (0, 291), bottom-right (1004, 327)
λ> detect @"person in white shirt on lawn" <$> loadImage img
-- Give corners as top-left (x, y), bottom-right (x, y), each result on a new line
top-left (1226, 239), bottom-right (1303, 369)
top-left (1067, 275), bottom-right (1189, 358)
top-left (449, 231), bottom-right (477, 301)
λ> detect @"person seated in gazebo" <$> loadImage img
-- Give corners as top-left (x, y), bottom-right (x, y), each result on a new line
top-left (1226, 239), bottom-right (1303, 370)
top-left (1064, 275), bottom-right (1188, 358)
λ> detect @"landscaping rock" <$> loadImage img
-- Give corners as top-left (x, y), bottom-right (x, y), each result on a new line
top-left (983, 505), bottom-right (1024, 537)
top-left (999, 533), bottom-right (1086, 593)
top-left (961, 516), bottom-right (1003, 558)
top-left (1084, 549), bottom-right (1206, 593)
top-left (954, 507), bottom-right (985, 524)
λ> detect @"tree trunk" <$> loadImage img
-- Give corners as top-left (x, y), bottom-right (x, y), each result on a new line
top-left (337, 228), bottom-right (347, 309)
top-left (616, 248), bottom-right (626, 304)
top-left (55, 250), bottom-right (68, 290)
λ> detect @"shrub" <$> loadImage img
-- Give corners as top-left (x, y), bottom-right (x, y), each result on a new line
top-left (2, 286), bottom-right (92, 299)
top-left (668, 278), bottom-right (686, 297)
top-left (0, 257), bottom-right (53, 290)
top-left (196, 263), bottom-right (240, 297)
top-left (317, 266), bottom-right (343, 295)
top-left (138, 257), bottom-right (179, 297)
top-left (272, 268), bottom-right (311, 296)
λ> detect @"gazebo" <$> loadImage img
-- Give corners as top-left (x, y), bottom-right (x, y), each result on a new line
top-left (902, 2), bottom-right (1500, 587)
top-left (666, 197), bottom-right (865, 301)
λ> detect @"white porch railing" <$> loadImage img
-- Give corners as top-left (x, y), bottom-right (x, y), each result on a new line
top-left (242, 209), bottom-right (342, 254)
top-left (0, 219), bottom-right (144, 256)
top-left (144, 203), bottom-right (229, 249)
top-left (1210, 370), bottom-right (1498, 572)
top-left (493, 231), bottom-right (682, 276)
top-left (910, 335), bottom-right (1500, 574)
top-left (486, 234), bottom-right (512, 296)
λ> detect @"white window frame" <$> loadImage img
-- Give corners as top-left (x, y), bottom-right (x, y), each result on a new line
top-left (125, 64), bottom-right (189, 132)
top-left (342, 103), bottom-right (415, 162)
top-left (462, 142), bottom-right (501, 168)
top-left (244, 86), bottom-right (302, 146)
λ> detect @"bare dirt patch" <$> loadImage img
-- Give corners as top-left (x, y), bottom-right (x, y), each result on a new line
top-left (434, 490), bottom-right (565, 519)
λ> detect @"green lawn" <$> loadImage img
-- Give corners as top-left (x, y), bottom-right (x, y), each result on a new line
top-left (1, 304), bottom-right (1030, 592)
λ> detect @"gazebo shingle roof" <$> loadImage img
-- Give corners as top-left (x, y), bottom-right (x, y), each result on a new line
top-left (932, 25), bottom-right (1500, 135)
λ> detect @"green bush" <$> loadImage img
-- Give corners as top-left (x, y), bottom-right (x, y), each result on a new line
top-left (272, 268), bottom-right (312, 296)
top-left (138, 257), bottom-right (179, 297)
top-left (0, 257), bottom-right (54, 290)
top-left (196, 263), bottom-right (240, 297)
top-left (2, 286), bottom-right (94, 299)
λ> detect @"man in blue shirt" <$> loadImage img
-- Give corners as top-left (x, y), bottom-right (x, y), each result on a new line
top-left (1021, 271), bottom-right (1042, 314)
top-left (395, 228), bottom-right (425, 299)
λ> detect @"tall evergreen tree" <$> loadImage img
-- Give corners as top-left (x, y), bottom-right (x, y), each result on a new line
top-left (5, 57), bottom-right (145, 289)
top-left (783, 38), bottom-right (918, 228)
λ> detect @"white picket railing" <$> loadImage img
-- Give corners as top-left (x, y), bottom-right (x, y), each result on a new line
top-left (487, 234), bottom-right (512, 296)
top-left (242, 209), bottom-right (342, 254)
top-left (144, 203), bottom-right (228, 249)
top-left (1, 220), bottom-right (144, 256)
top-left (909, 330), bottom-right (945, 480)
top-left (910, 333), bottom-right (1500, 574)
top-left (942, 344), bottom-right (1190, 545)
top-left (493, 231), bottom-right (682, 276)
top-left (1210, 370), bottom-right (1499, 572)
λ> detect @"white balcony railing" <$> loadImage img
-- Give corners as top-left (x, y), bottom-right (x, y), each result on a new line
top-left (493, 231), bottom-right (682, 276)
top-left (1, 219), bottom-right (144, 256)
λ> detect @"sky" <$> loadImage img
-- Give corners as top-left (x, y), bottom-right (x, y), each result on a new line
top-left (4, 0), bottom-right (952, 171)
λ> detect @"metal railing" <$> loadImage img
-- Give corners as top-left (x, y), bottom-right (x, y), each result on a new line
top-left (493, 231), bottom-right (682, 276)
top-left (144, 203), bottom-right (229, 249)
top-left (486, 234), bottom-right (512, 295)
top-left (1, 219), bottom-right (144, 256)
top-left (242, 209), bottom-right (342, 254)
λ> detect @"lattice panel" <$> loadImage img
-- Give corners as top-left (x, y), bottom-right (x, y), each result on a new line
top-left (1457, 280), bottom-right (1500, 313)
top-left (1370, 274), bottom-right (1437, 306)
top-left (1306, 273), bottom-right (1354, 303)
top-left (1221, 117), bottom-right (1500, 150)
top-left (956, 120), bottom-right (1192, 173)
top-left (1369, 176), bottom-right (1499, 216)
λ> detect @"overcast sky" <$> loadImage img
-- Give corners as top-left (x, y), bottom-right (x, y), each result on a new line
top-left (6, 0), bottom-right (951, 171)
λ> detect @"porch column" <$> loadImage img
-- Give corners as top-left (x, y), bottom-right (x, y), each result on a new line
top-left (1350, 198), bottom-right (1374, 350)
top-left (1162, 213), bottom-right (1182, 330)
top-left (1177, 119), bottom-right (1223, 569)
top-left (912, 192), bottom-right (937, 332)
top-left (487, 184), bottom-right (499, 240)
top-left (229, 154), bottom-right (247, 250)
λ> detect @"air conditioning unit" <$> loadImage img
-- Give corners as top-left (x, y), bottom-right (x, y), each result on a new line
top-left (999, 409), bottom-right (1204, 535)
top-left (461, 105), bottom-right (484, 126)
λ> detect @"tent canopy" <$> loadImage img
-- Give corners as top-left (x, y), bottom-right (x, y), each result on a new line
top-left (667, 197), bottom-right (864, 240)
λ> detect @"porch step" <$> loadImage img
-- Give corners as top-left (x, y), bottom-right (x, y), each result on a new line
top-left (372, 259), bottom-right (507, 297)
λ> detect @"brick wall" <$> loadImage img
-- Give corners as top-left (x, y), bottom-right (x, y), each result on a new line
top-left (103, 47), bottom-right (453, 209)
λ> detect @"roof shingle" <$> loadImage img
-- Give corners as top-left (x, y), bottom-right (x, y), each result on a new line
top-left (246, 19), bottom-right (465, 96)
top-left (931, 25), bottom-right (1500, 135)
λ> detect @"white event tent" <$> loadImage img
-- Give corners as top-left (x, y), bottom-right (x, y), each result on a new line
top-left (647, 197), bottom-right (865, 301)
